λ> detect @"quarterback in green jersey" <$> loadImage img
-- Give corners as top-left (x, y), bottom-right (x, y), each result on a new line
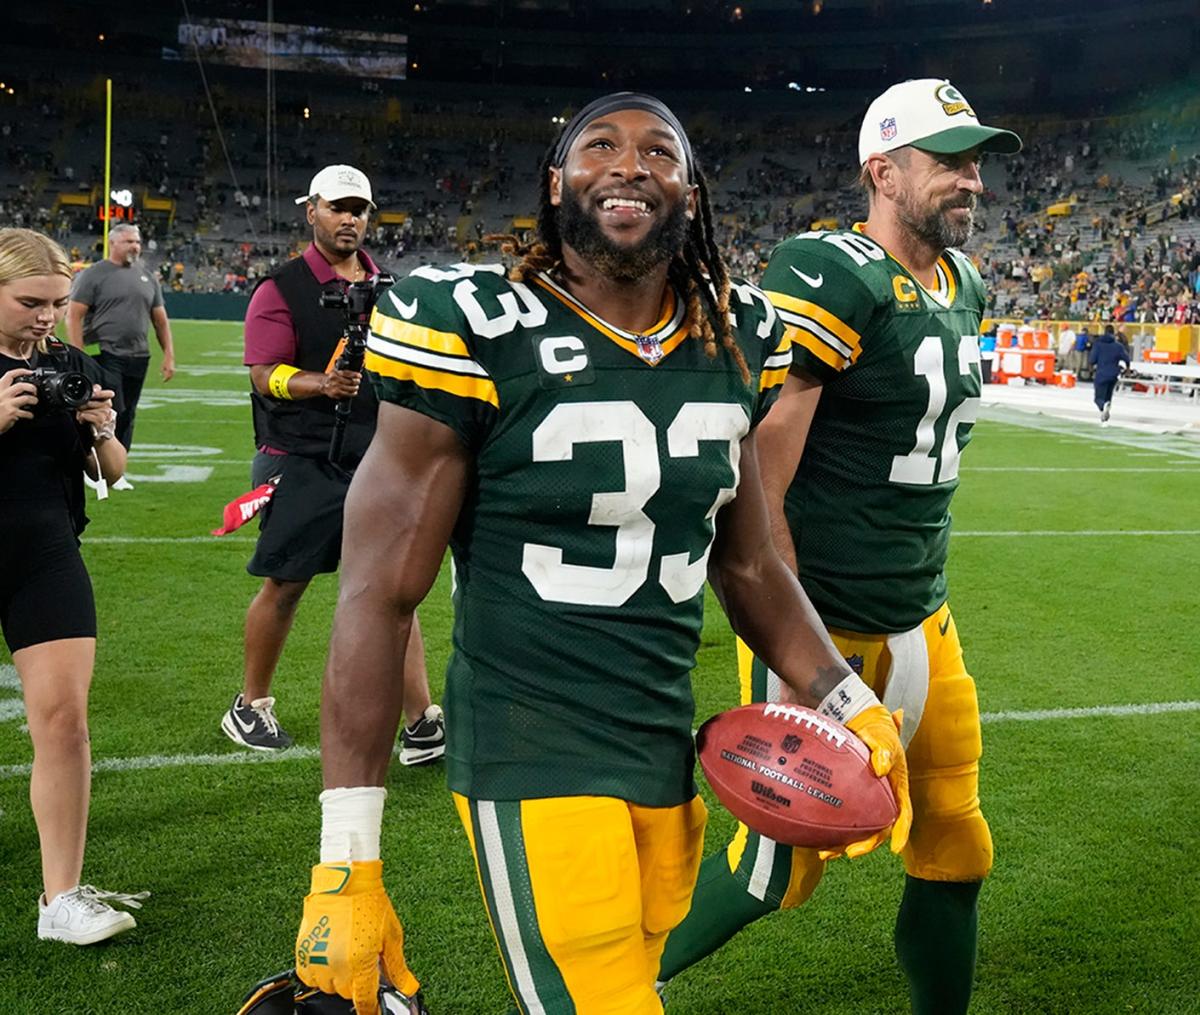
top-left (291, 93), bottom-right (909, 1015)
top-left (660, 80), bottom-right (1022, 1014)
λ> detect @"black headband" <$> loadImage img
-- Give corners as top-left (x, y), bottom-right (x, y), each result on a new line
top-left (550, 92), bottom-right (695, 182)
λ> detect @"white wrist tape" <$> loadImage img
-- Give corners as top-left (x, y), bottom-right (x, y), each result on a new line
top-left (816, 674), bottom-right (879, 726)
top-left (319, 786), bottom-right (386, 863)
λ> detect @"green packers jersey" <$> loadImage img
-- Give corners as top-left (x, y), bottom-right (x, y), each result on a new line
top-left (762, 227), bottom-right (986, 634)
top-left (366, 264), bottom-right (789, 806)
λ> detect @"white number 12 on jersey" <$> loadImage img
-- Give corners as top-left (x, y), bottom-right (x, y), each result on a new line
top-left (889, 335), bottom-right (981, 486)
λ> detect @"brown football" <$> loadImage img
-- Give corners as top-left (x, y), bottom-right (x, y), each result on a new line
top-left (696, 702), bottom-right (898, 848)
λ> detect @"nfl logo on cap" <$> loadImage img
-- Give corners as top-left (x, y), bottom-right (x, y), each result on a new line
top-left (880, 117), bottom-right (898, 142)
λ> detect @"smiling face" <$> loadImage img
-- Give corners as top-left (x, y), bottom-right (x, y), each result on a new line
top-left (308, 197), bottom-right (370, 260)
top-left (891, 146), bottom-right (985, 250)
top-left (0, 273), bottom-right (71, 353)
top-left (549, 108), bottom-right (697, 281)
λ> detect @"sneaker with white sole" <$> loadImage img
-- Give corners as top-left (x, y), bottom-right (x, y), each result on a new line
top-left (38, 884), bottom-right (148, 945)
top-left (111, 476), bottom-right (134, 491)
top-left (1101, 400), bottom-right (1112, 423)
top-left (221, 693), bottom-right (294, 751)
top-left (400, 704), bottom-right (445, 766)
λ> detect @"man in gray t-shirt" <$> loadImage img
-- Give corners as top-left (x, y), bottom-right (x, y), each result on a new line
top-left (67, 224), bottom-right (175, 475)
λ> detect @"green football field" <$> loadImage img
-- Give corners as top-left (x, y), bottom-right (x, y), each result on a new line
top-left (1, 321), bottom-right (1197, 1015)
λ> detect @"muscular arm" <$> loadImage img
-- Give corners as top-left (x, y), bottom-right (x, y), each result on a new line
top-left (150, 306), bottom-right (175, 380)
top-left (320, 402), bottom-right (471, 788)
top-left (708, 430), bottom-right (849, 710)
top-left (753, 368), bottom-right (823, 573)
top-left (66, 301), bottom-right (89, 350)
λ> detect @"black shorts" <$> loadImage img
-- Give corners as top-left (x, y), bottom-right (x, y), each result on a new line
top-left (0, 504), bottom-right (96, 653)
top-left (247, 453), bottom-right (351, 582)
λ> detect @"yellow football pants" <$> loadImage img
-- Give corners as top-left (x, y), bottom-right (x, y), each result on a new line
top-left (454, 793), bottom-right (708, 1014)
top-left (728, 602), bottom-right (993, 907)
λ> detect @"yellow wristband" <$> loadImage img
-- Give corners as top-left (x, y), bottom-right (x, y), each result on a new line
top-left (268, 363), bottom-right (300, 400)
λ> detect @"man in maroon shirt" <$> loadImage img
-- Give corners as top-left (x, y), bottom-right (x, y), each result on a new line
top-left (223, 165), bottom-right (444, 760)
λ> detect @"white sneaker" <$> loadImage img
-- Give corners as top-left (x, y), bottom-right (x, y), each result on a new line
top-left (111, 476), bottom-right (134, 491)
top-left (38, 884), bottom-right (148, 945)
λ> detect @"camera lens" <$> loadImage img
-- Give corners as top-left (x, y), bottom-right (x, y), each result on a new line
top-left (59, 372), bottom-right (93, 410)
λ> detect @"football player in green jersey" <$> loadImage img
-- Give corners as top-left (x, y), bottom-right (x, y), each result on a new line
top-left (292, 92), bottom-right (910, 1015)
top-left (659, 80), bottom-right (1022, 1014)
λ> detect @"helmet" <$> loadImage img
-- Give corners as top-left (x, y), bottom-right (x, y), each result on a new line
top-left (236, 970), bottom-right (428, 1015)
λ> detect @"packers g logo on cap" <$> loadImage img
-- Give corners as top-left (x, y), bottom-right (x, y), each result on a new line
top-left (935, 82), bottom-right (974, 118)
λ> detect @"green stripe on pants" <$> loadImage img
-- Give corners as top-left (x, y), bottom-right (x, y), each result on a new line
top-left (469, 799), bottom-right (575, 1015)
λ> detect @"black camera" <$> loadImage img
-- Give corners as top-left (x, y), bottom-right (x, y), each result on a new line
top-left (319, 274), bottom-right (395, 466)
top-left (24, 364), bottom-right (93, 415)
top-left (319, 274), bottom-right (395, 319)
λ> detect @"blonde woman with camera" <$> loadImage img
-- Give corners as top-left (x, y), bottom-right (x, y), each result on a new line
top-left (0, 228), bottom-right (146, 944)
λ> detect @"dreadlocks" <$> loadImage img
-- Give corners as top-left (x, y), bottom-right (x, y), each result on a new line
top-left (486, 145), bottom-right (751, 386)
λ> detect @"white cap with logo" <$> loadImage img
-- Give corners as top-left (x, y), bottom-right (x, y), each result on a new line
top-left (295, 164), bottom-right (375, 207)
top-left (858, 79), bottom-right (1022, 166)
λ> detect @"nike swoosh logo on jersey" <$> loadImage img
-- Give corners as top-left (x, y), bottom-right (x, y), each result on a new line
top-left (389, 292), bottom-right (419, 319)
top-left (938, 615), bottom-right (951, 636)
top-left (790, 267), bottom-right (824, 288)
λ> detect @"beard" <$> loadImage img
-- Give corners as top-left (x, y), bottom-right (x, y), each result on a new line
top-left (896, 188), bottom-right (976, 250)
top-left (556, 183), bottom-right (690, 282)
top-left (315, 223), bottom-right (361, 255)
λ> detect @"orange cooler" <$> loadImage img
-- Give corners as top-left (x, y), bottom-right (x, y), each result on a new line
top-left (1022, 350), bottom-right (1055, 379)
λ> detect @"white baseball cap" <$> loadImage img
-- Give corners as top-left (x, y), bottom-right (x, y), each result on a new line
top-left (858, 79), bottom-right (1022, 166)
top-left (295, 164), bottom-right (375, 207)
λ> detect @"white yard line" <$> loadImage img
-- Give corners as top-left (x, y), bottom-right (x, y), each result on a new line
top-left (0, 744), bottom-right (396, 779)
top-left (83, 536), bottom-right (255, 544)
top-left (966, 466), bottom-right (1200, 473)
top-left (76, 529), bottom-right (1200, 546)
top-left (980, 701), bottom-right (1200, 723)
top-left (952, 529), bottom-right (1200, 537)
top-left (0, 701), bottom-right (1195, 780)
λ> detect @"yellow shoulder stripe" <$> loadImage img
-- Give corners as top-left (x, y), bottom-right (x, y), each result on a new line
top-left (365, 350), bottom-right (499, 407)
top-left (764, 290), bottom-right (861, 354)
top-left (785, 325), bottom-right (846, 371)
top-left (759, 366), bottom-right (790, 392)
top-left (371, 313), bottom-right (472, 358)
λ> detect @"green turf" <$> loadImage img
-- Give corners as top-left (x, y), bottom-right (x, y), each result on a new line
top-left (1, 321), bottom-right (1197, 1014)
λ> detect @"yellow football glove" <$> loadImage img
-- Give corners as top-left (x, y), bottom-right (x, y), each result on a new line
top-left (295, 860), bottom-right (420, 1015)
top-left (819, 705), bottom-right (912, 861)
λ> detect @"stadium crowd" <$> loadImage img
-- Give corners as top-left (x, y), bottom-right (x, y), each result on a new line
top-left (3, 73), bottom-right (1200, 325)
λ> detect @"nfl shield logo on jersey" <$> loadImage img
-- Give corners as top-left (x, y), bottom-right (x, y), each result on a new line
top-left (879, 117), bottom-right (898, 142)
top-left (635, 335), bottom-right (664, 365)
